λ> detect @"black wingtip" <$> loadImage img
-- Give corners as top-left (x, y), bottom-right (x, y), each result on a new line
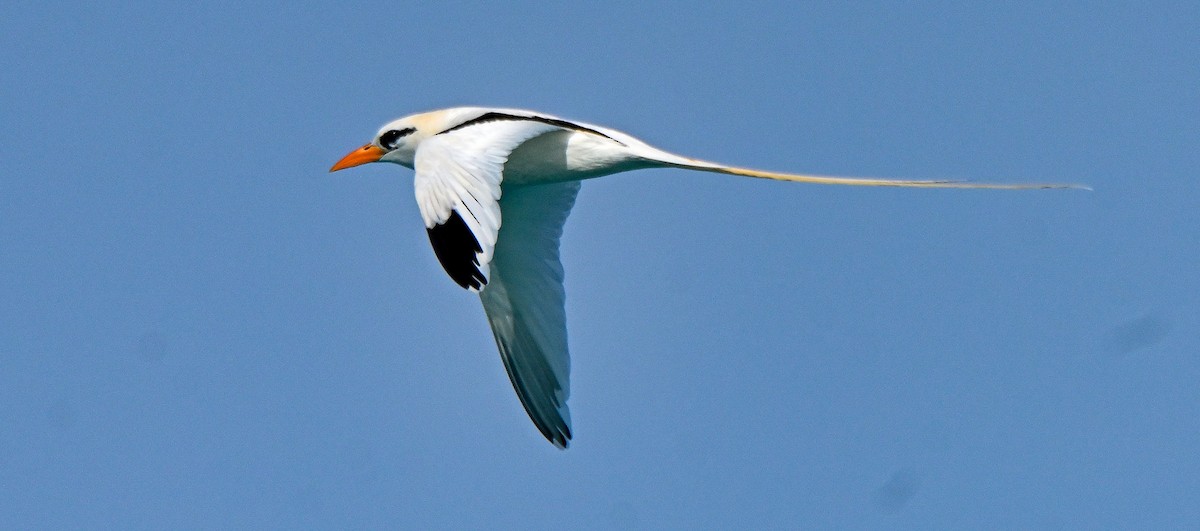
top-left (426, 210), bottom-right (487, 290)
top-left (548, 427), bottom-right (572, 450)
top-left (527, 405), bottom-right (572, 449)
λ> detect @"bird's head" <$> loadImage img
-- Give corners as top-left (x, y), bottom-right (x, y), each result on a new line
top-left (330, 114), bottom-right (432, 171)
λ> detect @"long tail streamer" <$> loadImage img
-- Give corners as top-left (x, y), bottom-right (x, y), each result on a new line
top-left (682, 163), bottom-right (1090, 191)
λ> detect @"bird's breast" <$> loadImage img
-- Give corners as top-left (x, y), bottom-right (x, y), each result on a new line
top-left (502, 130), bottom-right (654, 185)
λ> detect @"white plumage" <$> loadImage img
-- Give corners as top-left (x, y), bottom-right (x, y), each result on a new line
top-left (330, 106), bottom-right (1085, 448)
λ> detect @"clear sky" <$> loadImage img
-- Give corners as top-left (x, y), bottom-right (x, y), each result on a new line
top-left (2, 2), bottom-right (1197, 529)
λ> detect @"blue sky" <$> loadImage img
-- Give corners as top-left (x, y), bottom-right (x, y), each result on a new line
top-left (2, 1), bottom-right (1197, 528)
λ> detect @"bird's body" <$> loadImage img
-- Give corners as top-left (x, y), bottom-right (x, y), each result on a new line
top-left (330, 106), bottom-right (1085, 448)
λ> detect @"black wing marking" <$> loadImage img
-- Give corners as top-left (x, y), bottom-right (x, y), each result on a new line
top-left (426, 210), bottom-right (487, 290)
top-left (437, 111), bottom-right (624, 145)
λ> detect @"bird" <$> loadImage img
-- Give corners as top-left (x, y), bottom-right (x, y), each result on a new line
top-left (330, 106), bottom-right (1086, 448)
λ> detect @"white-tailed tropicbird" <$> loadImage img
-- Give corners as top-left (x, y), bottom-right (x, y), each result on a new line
top-left (330, 107), bottom-right (1086, 448)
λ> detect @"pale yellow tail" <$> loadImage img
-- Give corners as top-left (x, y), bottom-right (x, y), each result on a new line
top-left (684, 163), bottom-right (1091, 191)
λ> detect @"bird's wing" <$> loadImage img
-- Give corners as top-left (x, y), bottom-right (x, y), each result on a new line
top-left (479, 181), bottom-right (580, 448)
top-left (413, 120), bottom-right (562, 291)
top-left (412, 119), bottom-right (580, 447)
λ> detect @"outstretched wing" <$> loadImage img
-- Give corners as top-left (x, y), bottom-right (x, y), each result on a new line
top-left (412, 119), bottom-right (581, 447)
top-left (413, 119), bottom-right (561, 290)
top-left (480, 182), bottom-right (580, 448)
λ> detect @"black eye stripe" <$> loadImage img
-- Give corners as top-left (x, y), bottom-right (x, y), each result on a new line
top-left (379, 127), bottom-right (416, 149)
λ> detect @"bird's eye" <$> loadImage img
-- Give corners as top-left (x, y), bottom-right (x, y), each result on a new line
top-left (379, 127), bottom-right (415, 149)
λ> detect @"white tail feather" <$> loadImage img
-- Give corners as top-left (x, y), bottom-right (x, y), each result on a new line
top-left (663, 159), bottom-right (1091, 191)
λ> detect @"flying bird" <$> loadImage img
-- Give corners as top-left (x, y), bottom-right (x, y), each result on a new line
top-left (330, 107), bottom-right (1085, 448)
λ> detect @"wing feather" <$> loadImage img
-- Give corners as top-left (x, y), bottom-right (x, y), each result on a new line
top-left (480, 181), bottom-right (580, 448)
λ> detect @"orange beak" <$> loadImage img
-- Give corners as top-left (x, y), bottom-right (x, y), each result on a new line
top-left (330, 144), bottom-right (386, 172)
